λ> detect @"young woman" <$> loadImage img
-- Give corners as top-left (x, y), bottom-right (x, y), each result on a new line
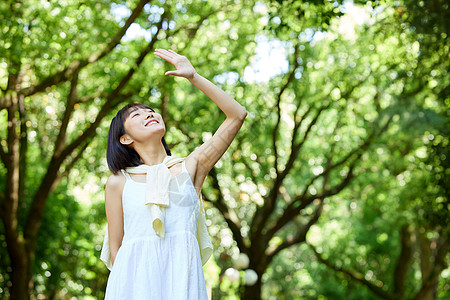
top-left (100, 49), bottom-right (247, 299)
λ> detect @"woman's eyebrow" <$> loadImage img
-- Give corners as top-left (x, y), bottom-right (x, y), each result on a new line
top-left (132, 108), bottom-right (153, 113)
top-left (131, 109), bottom-right (154, 117)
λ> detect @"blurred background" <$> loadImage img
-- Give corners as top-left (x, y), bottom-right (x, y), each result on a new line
top-left (0, 0), bottom-right (448, 299)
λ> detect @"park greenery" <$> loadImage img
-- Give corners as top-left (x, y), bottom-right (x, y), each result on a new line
top-left (0, 0), bottom-right (448, 299)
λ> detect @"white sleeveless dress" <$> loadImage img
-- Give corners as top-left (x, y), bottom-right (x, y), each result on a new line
top-left (104, 160), bottom-right (209, 299)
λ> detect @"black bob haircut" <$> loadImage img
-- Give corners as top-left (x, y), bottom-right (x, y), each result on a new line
top-left (106, 103), bottom-right (171, 174)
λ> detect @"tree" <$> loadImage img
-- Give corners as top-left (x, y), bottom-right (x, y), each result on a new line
top-left (306, 1), bottom-right (450, 298)
top-left (2, 0), bottom-right (448, 298)
top-left (192, 1), bottom-right (449, 298)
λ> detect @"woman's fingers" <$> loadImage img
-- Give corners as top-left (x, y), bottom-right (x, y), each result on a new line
top-left (154, 49), bottom-right (173, 57)
top-left (155, 48), bottom-right (177, 58)
top-left (154, 49), bottom-right (185, 65)
top-left (159, 49), bottom-right (183, 60)
top-left (154, 48), bottom-right (194, 78)
top-left (165, 70), bottom-right (180, 76)
top-left (154, 51), bottom-right (174, 63)
top-left (168, 49), bottom-right (180, 56)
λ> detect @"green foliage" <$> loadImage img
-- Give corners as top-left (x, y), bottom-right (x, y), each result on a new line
top-left (0, 0), bottom-right (448, 298)
top-left (32, 181), bottom-right (108, 298)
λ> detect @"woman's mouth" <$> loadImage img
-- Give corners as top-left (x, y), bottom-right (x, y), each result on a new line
top-left (145, 119), bottom-right (159, 126)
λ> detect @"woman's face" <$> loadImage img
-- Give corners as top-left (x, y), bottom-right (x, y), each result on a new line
top-left (120, 107), bottom-right (166, 146)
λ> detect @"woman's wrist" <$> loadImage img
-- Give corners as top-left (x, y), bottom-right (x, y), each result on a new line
top-left (188, 72), bottom-right (200, 83)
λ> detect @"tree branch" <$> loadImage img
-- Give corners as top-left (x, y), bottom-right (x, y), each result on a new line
top-left (76, 92), bottom-right (133, 104)
top-left (393, 225), bottom-right (413, 297)
top-left (205, 167), bottom-right (247, 252)
top-left (54, 71), bottom-right (79, 157)
top-left (307, 241), bottom-right (395, 300)
top-left (18, 0), bottom-right (151, 98)
top-left (296, 107), bottom-right (394, 210)
top-left (250, 69), bottom-right (369, 253)
top-left (272, 43), bottom-right (300, 176)
top-left (267, 199), bottom-right (324, 262)
top-left (413, 230), bottom-right (449, 300)
top-left (4, 90), bottom-right (21, 239)
top-left (252, 102), bottom-right (330, 247)
top-left (250, 44), bottom-right (301, 243)
top-left (285, 102), bottom-right (331, 178)
top-left (267, 153), bottom-right (358, 241)
top-left (51, 141), bottom-right (91, 192)
top-left (18, 93), bottom-right (27, 215)
top-left (233, 134), bottom-right (259, 180)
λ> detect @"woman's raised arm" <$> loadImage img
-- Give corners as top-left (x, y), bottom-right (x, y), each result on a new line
top-left (154, 49), bottom-right (247, 189)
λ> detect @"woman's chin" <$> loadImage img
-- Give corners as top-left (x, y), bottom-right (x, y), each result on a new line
top-left (139, 129), bottom-right (165, 140)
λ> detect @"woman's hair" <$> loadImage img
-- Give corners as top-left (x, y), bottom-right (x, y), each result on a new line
top-left (106, 103), bottom-right (171, 174)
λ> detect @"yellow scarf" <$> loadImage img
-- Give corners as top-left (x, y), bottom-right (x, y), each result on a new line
top-left (125, 155), bottom-right (185, 237)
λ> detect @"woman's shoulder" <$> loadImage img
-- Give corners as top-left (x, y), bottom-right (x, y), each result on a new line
top-left (105, 171), bottom-right (126, 193)
top-left (184, 154), bottom-right (197, 175)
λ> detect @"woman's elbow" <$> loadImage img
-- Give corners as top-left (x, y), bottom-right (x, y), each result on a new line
top-left (238, 107), bottom-right (248, 121)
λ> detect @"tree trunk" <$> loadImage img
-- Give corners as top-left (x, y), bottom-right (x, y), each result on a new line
top-left (242, 277), bottom-right (262, 300)
top-left (9, 249), bottom-right (32, 300)
top-left (413, 280), bottom-right (438, 300)
top-left (413, 263), bottom-right (441, 300)
top-left (242, 269), bottom-right (264, 300)
top-left (393, 225), bottom-right (413, 299)
top-left (414, 230), bottom-right (449, 300)
top-left (3, 89), bottom-right (32, 299)
top-left (3, 225), bottom-right (32, 299)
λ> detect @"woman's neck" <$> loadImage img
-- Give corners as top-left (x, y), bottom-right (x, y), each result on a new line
top-left (135, 143), bottom-right (168, 166)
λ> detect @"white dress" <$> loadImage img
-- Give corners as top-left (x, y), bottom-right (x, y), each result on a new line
top-left (104, 160), bottom-right (209, 299)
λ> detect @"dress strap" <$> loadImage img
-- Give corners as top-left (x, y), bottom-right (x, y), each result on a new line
top-left (120, 169), bottom-right (131, 180)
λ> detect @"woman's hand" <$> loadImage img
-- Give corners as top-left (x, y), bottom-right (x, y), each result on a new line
top-left (154, 49), bottom-right (197, 79)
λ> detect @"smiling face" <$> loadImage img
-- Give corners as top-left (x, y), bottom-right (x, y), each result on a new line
top-left (119, 107), bottom-right (166, 147)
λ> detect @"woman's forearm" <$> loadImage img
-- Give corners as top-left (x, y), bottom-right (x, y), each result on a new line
top-left (188, 73), bottom-right (247, 119)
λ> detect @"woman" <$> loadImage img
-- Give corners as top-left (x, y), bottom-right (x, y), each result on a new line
top-left (100, 49), bottom-right (247, 299)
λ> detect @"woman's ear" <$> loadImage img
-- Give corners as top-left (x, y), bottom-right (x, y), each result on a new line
top-left (120, 134), bottom-right (133, 146)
